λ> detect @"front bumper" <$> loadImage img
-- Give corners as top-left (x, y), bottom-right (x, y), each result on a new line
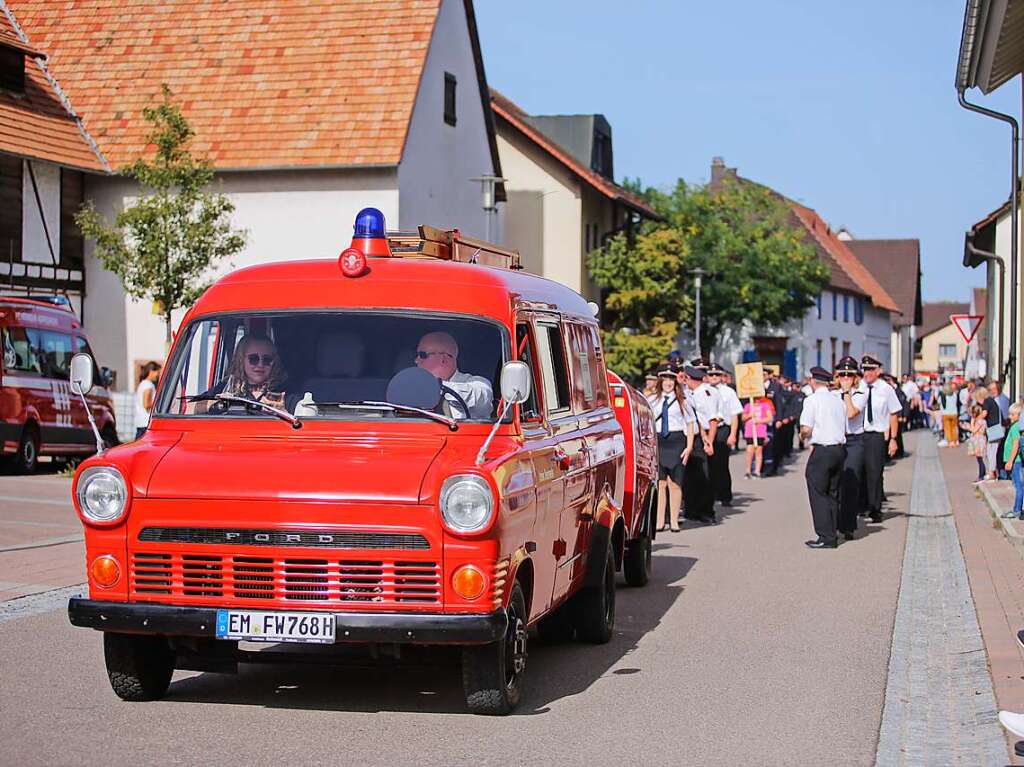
top-left (67, 598), bottom-right (507, 645)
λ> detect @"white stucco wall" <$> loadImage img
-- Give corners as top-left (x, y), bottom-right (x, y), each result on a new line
top-left (397, 0), bottom-right (496, 240)
top-left (83, 168), bottom-right (399, 389)
top-left (496, 129), bottom-right (583, 294)
top-left (22, 159), bottom-right (60, 265)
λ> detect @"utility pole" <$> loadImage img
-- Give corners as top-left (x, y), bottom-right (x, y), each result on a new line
top-left (691, 267), bottom-right (706, 358)
top-left (471, 175), bottom-right (507, 243)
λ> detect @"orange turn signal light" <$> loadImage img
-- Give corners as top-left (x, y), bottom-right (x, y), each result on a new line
top-left (91, 555), bottom-right (120, 588)
top-left (452, 565), bottom-right (486, 600)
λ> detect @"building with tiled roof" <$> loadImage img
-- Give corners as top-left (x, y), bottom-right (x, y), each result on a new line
top-left (705, 158), bottom-right (903, 378)
top-left (0, 1), bottom-right (106, 305)
top-left (966, 198), bottom-right (1014, 389)
top-left (5, 0), bottom-right (507, 389)
top-left (916, 301), bottom-right (971, 376)
top-left (490, 89), bottom-right (660, 303)
top-left (843, 238), bottom-right (923, 377)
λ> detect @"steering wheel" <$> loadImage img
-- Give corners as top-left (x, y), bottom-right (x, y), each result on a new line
top-left (440, 385), bottom-right (471, 418)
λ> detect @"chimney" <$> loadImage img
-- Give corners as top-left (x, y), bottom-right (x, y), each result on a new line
top-left (836, 227), bottom-right (853, 241)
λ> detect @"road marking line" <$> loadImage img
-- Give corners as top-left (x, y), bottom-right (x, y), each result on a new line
top-left (0, 534), bottom-right (83, 553)
top-left (3, 519), bottom-right (73, 528)
top-left (0, 495), bottom-right (70, 507)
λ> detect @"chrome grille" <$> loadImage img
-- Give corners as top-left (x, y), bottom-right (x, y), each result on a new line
top-left (137, 527), bottom-right (430, 550)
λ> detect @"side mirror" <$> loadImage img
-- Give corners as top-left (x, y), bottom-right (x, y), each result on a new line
top-left (70, 353), bottom-right (95, 396)
top-left (500, 361), bottom-right (531, 404)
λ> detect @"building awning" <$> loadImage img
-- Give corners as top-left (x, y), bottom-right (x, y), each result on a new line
top-left (957, 0), bottom-right (1024, 94)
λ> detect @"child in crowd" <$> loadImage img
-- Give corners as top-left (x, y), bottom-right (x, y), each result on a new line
top-left (969, 404), bottom-right (988, 483)
top-left (742, 396), bottom-right (773, 479)
top-left (1003, 402), bottom-right (1024, 519)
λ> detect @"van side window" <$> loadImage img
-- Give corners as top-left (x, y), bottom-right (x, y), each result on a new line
top-left (566, 323), bottom-right (597, 411)
top-left (2, 326), bottom-right (40, 373)
top-left (515, 322), bottom-right (541, 421)
top-left (27, 329), bottom-right (73, 379)
top-left (534, 322), bottom-right (571, 415)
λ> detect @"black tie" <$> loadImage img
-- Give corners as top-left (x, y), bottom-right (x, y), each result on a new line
top-left (660, 397), bottom-right (670, 438)
top-left (867, 384), bottom-right (874, 424)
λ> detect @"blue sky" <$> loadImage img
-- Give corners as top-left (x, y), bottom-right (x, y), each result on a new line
top-left (475, 1), bottom-right (1019, 303)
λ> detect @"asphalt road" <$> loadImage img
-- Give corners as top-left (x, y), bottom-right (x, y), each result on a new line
top-left (0, 443), bottom-right (913, 767)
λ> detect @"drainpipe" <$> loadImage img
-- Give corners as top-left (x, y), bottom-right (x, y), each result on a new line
top-left (966, 240), bottom-right (1006, 383)
top-left (958, 90), bottom-right (1018, 397)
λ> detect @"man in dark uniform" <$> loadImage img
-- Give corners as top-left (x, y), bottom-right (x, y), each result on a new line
top-left (781, 378), bottom-right (804, 458)
top-left (835, 356), bottom-right (866, 540)
top-left (709, 362), bottom-right (743, 507)
top-left (858, 354), bottom-right (901, 523)
top-left (682, 364), bottom-right (719, 524)
top-left (800, 366), bottom-right (848, 549)
top-left (763, 369), bottom-right (788, 476)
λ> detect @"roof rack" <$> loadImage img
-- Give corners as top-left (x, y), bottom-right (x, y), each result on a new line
top-left (0, 294), bottom-right (74, 311)
top-left (387, 225), bottom-right (522, 270)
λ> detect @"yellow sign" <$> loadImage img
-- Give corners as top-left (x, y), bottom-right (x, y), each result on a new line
top-left (735, 362), bottom-right (766, 399)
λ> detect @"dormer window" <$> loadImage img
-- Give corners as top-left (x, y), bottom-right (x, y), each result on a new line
top-left (592, 129), bottom-right (612, 178)
top-left (0, 47), bottom-right (25, 94)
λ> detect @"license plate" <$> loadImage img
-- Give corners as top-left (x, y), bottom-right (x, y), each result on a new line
top-left (215, 609), bottom-right (335, 644)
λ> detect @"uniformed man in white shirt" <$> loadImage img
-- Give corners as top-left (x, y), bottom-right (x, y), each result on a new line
top-left (682, 363), bottom-right (720, 524)
top-left (857, 354), bottom-right (901, 522)
top-left (799, 366), bottom-right (848, 549)
top-left (709, 362), bottom-right (743, 507)
top-left (415, 331), bottom-right (493, 419)
top-left (835, 356), bottom-right (866, 539)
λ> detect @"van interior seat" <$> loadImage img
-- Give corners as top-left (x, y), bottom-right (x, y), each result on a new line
top-left (301, 331), bottom-right (387, 403)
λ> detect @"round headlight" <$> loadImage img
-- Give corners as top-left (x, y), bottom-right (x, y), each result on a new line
top-left (439, 475), bottom-right (494, 533)
top-left (77, 467), bottom-right (128, 523)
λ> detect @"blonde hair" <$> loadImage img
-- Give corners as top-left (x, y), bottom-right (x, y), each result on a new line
top-left (1010, 402), bottom-right (1023, 419)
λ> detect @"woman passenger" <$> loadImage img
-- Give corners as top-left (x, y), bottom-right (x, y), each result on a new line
top-left (647, 365), bottom-right (695, 532)
top-left (197, 335), bottom-right (288, 412)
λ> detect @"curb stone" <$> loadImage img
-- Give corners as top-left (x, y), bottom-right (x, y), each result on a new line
top-left (977, 483), bottom-right (1024, 559)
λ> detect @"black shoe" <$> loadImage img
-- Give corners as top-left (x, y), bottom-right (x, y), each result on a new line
top-left (1017, 629), bottom-right (1024, 651)
top-left (805, 539), bottom-right (837, 549)
top-left (842, 532), bottom-right (855, 541)
top-left (700, 515), bottom-right (718, 525)
top-left (721, 500), bottom-right (733, 507)
top-left (869, 512), bottom-right (883, 523)
top-left (670, 526), bottom-right (680, 533)
top-left (1016, 741), bottom-right (1024, 759)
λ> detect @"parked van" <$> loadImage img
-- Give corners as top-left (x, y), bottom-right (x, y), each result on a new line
top-left (0, 296), bottom-right (117, 472)
top-left (67, 209), bottom-right (639, 714)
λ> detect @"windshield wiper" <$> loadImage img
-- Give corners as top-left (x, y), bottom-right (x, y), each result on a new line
top-left (316, 401), bottom-right (458, 432)
top-left (187, 394), bottom-right (302, 429)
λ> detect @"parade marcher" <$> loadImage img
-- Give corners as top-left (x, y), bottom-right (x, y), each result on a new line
top-left (858, 354), bottom-right (901, 523)
top-left (835, 356), bottom-right (866, 539)
top-left (709, 362), bottom-right (743, 506)
top-left (800, 366), bottom-right (848, 549)
top-left (763, 369), bottom-right (787, 476)
top-left (886, 374), bottom-right (909, 459)
top-left (682, 363), bottom-right (720, 524)
top-left (782, 377), bottom-right (805, 457)
top-left (648, 366), bottom-right (695, 532)
top-left (642, 373), bottom-right (658, 399)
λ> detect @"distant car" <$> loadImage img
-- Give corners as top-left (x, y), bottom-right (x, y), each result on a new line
top-left (0, 296), bottom-right (117, 472)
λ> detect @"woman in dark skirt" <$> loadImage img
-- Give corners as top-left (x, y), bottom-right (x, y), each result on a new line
top-left (647, 366), bottom-right (696, 532)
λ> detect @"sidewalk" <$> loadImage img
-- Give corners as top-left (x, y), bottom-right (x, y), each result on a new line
top-left (939, 441), bottom-right (1024, 764)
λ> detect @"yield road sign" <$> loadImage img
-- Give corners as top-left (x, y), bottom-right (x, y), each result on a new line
top-left (950, 314), bottom-right (984, 345)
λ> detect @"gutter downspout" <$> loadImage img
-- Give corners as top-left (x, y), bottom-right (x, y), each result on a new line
top-left (967, 242), bottom-right (1006, 381)
top-left (958, 90), bottom-right (1018, 397)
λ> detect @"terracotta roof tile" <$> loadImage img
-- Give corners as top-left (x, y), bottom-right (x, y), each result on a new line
top-left (844, 239), bottom-right (922, 327)
top-left (0, 6), bottom-right (105, 170)
top-left (490, 88), bottom-right (660, 220)
top-left (7, 0), bottom-right (442, 169)
top-left (920, 302), bottom-right (969, 340)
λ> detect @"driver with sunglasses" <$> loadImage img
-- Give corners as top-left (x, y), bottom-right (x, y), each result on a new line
top-left (414, 331), bottom-right (493, 420)
top-left (835, 356), bottom-right (866, 539)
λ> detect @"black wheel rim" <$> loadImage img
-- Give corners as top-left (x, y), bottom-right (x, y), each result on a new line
top-left (22, 438), bottom-right (35, 468)
top-left (504, 606), bottom-right (527, 691)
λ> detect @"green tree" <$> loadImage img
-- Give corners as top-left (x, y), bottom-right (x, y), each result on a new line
top-left (76, 85), bottom-right (246, 344)
top-left (589, 178), bottom-right (828, 376)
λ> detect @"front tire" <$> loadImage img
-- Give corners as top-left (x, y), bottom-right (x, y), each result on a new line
top-left (623, 534), bottom-right (652, 587)
top-left (104, 633), bottom-right (175, 701)
top-left (14, 425), bottom-right (39, 474)
top-left (462, 582), bottom-right (528, 715)
top-left (574, 544), bottom-right (616, 644)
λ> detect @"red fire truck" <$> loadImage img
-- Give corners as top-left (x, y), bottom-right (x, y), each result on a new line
top-left (67, 208), bottom-right (649, 714)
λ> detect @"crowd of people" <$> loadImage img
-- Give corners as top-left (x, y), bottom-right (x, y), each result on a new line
top-left (643, 353), bottom-right (913, 548)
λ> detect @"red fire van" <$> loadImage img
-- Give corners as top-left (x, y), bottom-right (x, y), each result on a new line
top-left (67, 209), bottom-right (634, 715)
top-left (608, 371), bottom-right (658, 587)
top-left (1, 296), bottom-right (117, 472)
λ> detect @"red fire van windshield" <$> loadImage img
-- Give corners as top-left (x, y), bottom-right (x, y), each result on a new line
top-left (155, 311), bottom-right (508, 423)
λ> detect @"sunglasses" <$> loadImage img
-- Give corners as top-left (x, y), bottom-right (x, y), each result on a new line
top-left (246, 353), bottom-right (275, 366)
top-left (837, 373), bottom-right (856, 378)
top-left (416, 350), bottom-right (453, 361)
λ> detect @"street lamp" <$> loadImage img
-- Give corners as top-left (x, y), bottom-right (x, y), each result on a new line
top-left (690, 267), bottom-right (707, 358)
top-left (471, 175), bottom-right (507, 243)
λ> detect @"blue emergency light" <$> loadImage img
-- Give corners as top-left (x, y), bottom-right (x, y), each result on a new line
top-left (353, 207), bottom-right (386, 239)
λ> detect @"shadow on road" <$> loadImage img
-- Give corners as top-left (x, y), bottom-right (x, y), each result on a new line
top-left (163, 552), bottom-right (698, 716)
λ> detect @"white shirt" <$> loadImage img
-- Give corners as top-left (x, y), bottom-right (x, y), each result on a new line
top-left (836, 388), bottom-right (867, 435)
top-left (801, 384), bottom-right (813, 397)
top-left (857, 378), bottom-right (902, 433)
top-left (715, 383), bottom-right (744, 422)
top-left (691, 382), bottom-right (722, 430)
top-left (901, 380), bottom-right (919, 399)
top-left (647, 392), bottom-right (696, 433)
top-left (800, 387), bottom-right (847, 445)
top-left (135, 379), bottom-right (156, 428)
top-left (443, 371), bottom-right (493, 420)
